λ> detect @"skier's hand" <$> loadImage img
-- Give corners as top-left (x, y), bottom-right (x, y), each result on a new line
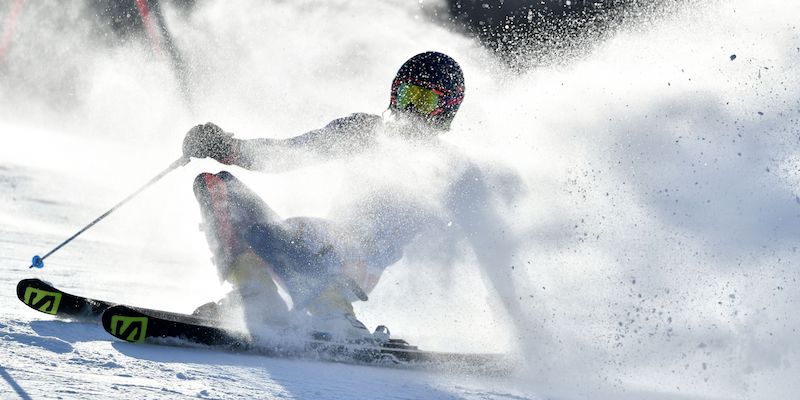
top-left (182, 122), bottom-right (236, 162)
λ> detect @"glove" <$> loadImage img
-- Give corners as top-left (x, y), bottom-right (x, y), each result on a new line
top-left (182, 122), bottom-right (236, 162)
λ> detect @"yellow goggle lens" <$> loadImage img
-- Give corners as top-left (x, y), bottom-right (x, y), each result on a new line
top-left (396, 83), bottom-right (442, 115)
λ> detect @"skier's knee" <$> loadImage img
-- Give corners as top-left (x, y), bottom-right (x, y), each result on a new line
top-left (193, 171), bottom-right (236, 198)
top-left (193, 172), bottom-right (212, 193)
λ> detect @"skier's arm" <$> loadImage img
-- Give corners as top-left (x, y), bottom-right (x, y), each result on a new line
top-left (233, 115), bottom-right (376, 172)
top-left (183, 114), bottom-right (379, 172)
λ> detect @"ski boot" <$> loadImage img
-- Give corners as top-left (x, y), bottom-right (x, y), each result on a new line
top-left (305, 284), bottom-right (376, 343)
top-left (192, 250), bottom-right (291, 329)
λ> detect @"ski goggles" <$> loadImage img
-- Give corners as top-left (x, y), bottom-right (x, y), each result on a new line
top-left (395, 82), bottom-right (443, 116)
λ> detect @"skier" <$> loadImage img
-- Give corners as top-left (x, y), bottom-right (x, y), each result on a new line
top-left (184, 51), bottom-right (509, 342)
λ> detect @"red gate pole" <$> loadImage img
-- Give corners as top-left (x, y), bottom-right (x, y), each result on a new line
top-left (0, 0), bottom-right (24, 64)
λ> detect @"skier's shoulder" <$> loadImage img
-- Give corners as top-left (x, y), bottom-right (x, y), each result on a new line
top-left (323, 112), bottom-right (382, 133)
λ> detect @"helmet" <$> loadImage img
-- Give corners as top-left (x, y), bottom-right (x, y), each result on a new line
top-left (389, 52), bottom-right (465, 131)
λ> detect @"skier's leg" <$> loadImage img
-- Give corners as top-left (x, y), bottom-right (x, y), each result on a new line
top-left (305, 284), bottom-right (373, 341)
top-left (245, 217), bottom-right (336, 306)
top-left (247, 217), bottom-right (359, 306)
top-left (247, 217), bottom-right (374, 341)
top-left (193, 171), bottom-right (281, 279)
top-left (226, 249), bottom-right (291, 326)
top-left (192, 171), bottom-right (290, 326)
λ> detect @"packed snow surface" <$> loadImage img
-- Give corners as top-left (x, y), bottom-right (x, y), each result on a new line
top-left (2, 0), bottom-right (799, 399)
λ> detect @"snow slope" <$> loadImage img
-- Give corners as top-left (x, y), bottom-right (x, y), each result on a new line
top-left (0, 161), bottom-right (537, 399)
top-left (2, 0), bottom-right (800, 399)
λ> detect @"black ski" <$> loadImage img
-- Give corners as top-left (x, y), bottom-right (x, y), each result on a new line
top-left (16, 278), bottom-right (115, 320)
top-left (101, 305), bottom-right (513, 375)
top-left (16, 278), bottom-right (513, 374)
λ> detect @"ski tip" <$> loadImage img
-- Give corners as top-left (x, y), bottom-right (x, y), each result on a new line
top-left (30, 255), bottom-right (44, 269)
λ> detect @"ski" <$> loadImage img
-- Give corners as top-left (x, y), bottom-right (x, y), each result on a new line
top-left (17, 278), bottom-right (514, 374)
top-left (16, 278), bottom-right (115, 320)
top-left (101, 305), bottom-right (514, 375)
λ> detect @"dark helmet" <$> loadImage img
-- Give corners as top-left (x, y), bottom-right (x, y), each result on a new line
top-left (389, 51), bottom-right (465, 131)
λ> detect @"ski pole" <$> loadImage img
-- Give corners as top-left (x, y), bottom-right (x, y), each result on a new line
top-left (29, 156), bottom-right (190, 269)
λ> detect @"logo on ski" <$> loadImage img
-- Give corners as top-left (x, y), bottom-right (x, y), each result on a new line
top-left (23, 287), bottom-right (62, 315)
top-left (109, 316), bottom-right (148, 343)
